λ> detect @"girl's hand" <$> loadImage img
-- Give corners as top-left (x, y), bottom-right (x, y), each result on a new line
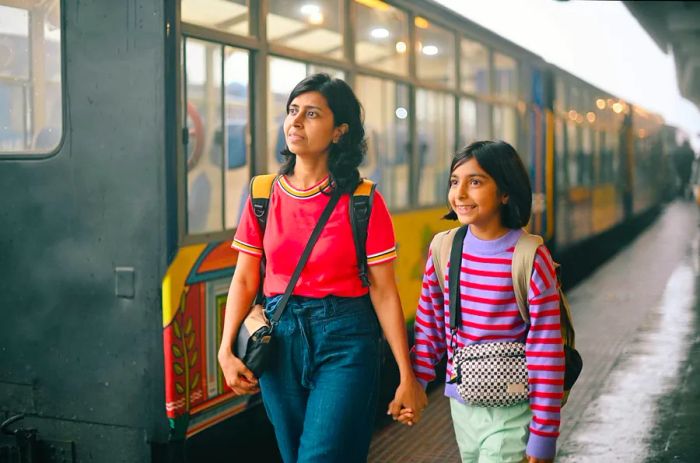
top-left (387, 377), bottom-right (428, 425)
top-left (526, 456), bottom-right (554, 463)
top-left (395, 407), bottom-right (416, 426)
top-left (218, 350), bottom-right (259, 396)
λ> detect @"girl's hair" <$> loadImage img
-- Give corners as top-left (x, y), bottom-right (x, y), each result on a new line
top-left (444, 140), bottom-right (532, 229)
top-left (279, 73), bottom-right (367, 194)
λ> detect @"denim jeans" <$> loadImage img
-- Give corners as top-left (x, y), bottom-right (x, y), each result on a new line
top-left (260, 294), bottom-right (381, 463)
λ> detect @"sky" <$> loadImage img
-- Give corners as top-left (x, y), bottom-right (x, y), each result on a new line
top-left (434, 0), bottom-right (700, 152)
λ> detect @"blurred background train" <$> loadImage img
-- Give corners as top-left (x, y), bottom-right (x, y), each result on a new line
top-left (0, 0), bottom-right (682, 461)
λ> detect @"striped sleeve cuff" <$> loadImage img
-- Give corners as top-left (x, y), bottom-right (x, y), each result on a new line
top-left (367, 246), bottom-right (397, 266)
top-left (526, 430), bottom-right (557, 459)
top-left (231, 239), bottom-right (263, 257)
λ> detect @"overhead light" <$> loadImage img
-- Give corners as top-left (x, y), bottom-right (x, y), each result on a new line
top-left (586, 112), bottom-right (596, 123)
top-left (395, 107), bottom-right (408, 119)
top-left (395, 41), bottom-right (407, 53)
top-left (414, 16), bottom-right (429, 29)
top-left (354, 0), bottom-right (389, 11)
top-left (422, 45), bottom-right (438, 56)
top-left (300, 4), bottom-right (323, 24)
top-left (300, 4), bottom-right (321, 15)
top-left (596, 99), bottom-right (606, 110)
top-left (370, 27), bottom-right (390, 39)
top-left (308, 12), bottom-right (323, 24)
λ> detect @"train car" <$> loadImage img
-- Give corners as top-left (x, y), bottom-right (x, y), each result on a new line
top-left (0, 0), bottom-right (672, 461)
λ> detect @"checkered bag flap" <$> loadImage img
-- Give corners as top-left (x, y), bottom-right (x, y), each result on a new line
top-left (451, 341), bottom-right (529, 407)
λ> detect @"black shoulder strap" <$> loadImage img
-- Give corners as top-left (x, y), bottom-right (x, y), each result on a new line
top-left (448, 225), bottom-right (468, 331)
top-left (349, 179), bottom-right (376, 287)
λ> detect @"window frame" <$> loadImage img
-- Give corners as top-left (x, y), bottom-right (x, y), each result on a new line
top-left (0, 0), bottom-right (66, 160)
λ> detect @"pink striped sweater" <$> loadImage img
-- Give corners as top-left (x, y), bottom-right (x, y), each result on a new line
top-left (411, 227), bottom-right (564, 459)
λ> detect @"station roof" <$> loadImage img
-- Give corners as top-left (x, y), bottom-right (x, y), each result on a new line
top-left (624, 1), bottom-right (700, 110)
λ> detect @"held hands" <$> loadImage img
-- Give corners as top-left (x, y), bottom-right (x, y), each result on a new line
top-left (217, 349), bottom-right (260, 396)
top-left (386, 377), bottom-right (428, 427)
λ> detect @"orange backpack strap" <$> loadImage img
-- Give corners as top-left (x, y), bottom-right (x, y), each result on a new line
top-left (511, 231), bottom-right (544, 324)
top-left (250, 174), bottom-right (279, 233)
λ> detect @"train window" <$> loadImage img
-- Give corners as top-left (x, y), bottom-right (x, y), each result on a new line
top-left (416, 88), bottom-right (454, 206)
top-left (493, 53), bottom-right (517, 102)
top-left (267, 0), bottom-right (343, 60)
top-left (566, 120), bottom-right (579, 186)
top-left (493, 105), bottom-right (517, 144)
top-left (223, 47), bottom-right (251, 229)
top-left (0, 0), bottom-right (62, 155)
top-left (460, 38), bottom-right (489, 95)
top-left (184, 38), bottom-right (251, 234)
top-left (581, 126), bottom-right (592, 186)
top-left (606, 128), bottom-right (618, 182)
top-left (458, 98), bottom-right (490, 147)
top-left (355, 74), bottom-right (410, 210)
top-left (555, 116), bottom-right (567, 189)
top-left (459, 99), bottom-right (476, 147)
top-left (415, 19), bottom-right (455, 88)
top-left (267, 56), bottom-right (344, 174)
top-left (554, 77), bottom-right (566, 115)
top-left (181, 0), bottom-right (250, 36)
top-left (354, 0), bottom-right (408, 76)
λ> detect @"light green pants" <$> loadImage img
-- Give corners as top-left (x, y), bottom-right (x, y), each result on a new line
top-left (449, 399), bottom-right (531, 463)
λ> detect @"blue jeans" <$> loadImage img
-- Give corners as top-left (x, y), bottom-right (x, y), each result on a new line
top-left (260, 294), bottom-right (381, 463)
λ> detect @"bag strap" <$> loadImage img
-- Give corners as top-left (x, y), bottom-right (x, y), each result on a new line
top-left (511, 231), bottom-right (544, 324)
top-left (250, 174), bottom-right (279, 305)
top-left (448, 225), bottom-right (468, 331)
top-left (268, 191), bottom-right (342, 324)
top-left (250, 174), bottom-right (278, 233)
top-left (349, 179), bottom-right (376, 287)
top-left (429, 227), bottom-right (461, 293)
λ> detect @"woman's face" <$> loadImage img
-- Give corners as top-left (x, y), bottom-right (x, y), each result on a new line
top-left (283, 91), bottom-right (347, 160)
top-left (448, 157), bottom-right (509, 235)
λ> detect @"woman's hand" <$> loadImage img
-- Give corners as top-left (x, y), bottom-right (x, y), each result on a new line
top-left (387, 377), bottom-right (428, 426)
top-left (218, 349), bottom-right (259, 396)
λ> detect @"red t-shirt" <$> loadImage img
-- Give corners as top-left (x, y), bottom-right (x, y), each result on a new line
top-left (232, 175), bottom-right (397, 298)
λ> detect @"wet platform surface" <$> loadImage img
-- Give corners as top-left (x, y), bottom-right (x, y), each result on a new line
top-left (368, 200), bottom-right (700, 462)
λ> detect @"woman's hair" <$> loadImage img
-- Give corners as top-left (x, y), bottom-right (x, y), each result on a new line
top-left (444, 140), bottom-right (532, 229)
top-left (279, 73), bottom-right (366, 194)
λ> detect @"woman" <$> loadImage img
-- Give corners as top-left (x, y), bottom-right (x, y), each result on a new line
top-left (218, 73), bottom-right (427, 463)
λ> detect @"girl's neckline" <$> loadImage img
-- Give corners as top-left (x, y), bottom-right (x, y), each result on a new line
top-left (464, 227), bottom-right (523, 255)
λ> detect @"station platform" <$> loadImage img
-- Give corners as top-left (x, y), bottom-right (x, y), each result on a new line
top-left (368, 199), bottom-right (700, 462)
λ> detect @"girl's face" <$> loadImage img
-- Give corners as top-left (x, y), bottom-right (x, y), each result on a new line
top-left (448, 157), bottom-right (509, 238)
top-left (283, 91), bottom-right (347, 160)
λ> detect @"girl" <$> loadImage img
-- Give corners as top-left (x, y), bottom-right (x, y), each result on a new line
top-left (408, 141), bottom-right (563, 463)
top-left (218, 73), bottom-right (427, 463)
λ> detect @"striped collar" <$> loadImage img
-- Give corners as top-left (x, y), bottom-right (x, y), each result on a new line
top-left (278, 175), bottom-right (331, 199)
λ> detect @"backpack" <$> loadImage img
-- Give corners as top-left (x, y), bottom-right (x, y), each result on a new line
top-left (249, 174), bottom-right (376, 287)
top-left (429, 226), bottom-right (582, 405)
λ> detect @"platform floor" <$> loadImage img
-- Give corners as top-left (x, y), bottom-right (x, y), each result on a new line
top-left (368, 200), bottom-right (700, 462)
